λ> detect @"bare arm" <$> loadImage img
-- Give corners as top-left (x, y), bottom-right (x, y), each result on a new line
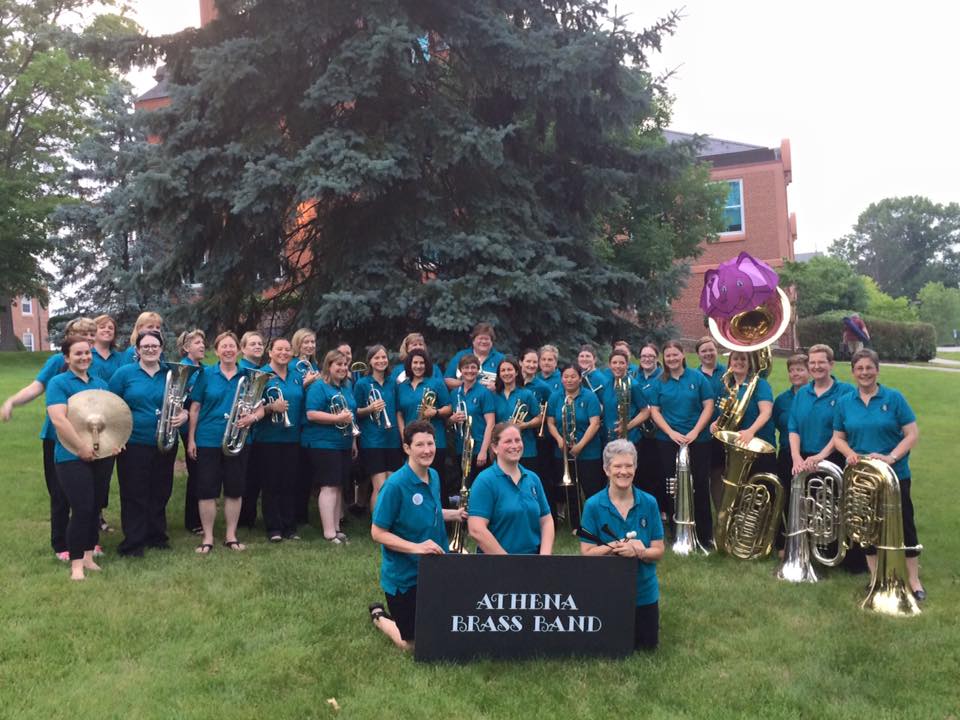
top-left (1, 380), bottom-right (45, 421)
top-left (538, 514), bottom-right (555, 556)
top-left (467, 516), bottom-right (507, 555)
top-left (370, 523), bottom-right (444, 555)
top-left (47, 404), bottom-right (95, 461)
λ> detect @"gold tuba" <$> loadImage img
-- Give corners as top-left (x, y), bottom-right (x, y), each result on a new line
top-left (713, 430), bottom-right (784, 559)
top-left (666, 444), bottom-right (709, 555)
top-left (156, 363), bottom-right (199, 452)
top-left (776, 460), bottom-right (844, 583)
top-left (222, 369), bottom-right (274, 456)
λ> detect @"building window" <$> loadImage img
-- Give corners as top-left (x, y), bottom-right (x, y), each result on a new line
top-left (20, 297), bottom-right (33, 315)
top-left (722, 180), bottom-right (744, 234)
top-left (22, 330), bottom-right (35, 351)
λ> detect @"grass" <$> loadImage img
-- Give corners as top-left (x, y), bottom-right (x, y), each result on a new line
top-left (1, 352), bottom-right (959, 719)
top-left (934, 350), bottom-right (960, 362)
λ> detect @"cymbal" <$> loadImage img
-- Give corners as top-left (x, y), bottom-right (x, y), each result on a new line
top-left (63, 390), bottom-right (133, 459)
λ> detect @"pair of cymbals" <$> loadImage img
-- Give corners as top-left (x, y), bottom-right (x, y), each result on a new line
top-left (62, 390), bottom-right (133, 458)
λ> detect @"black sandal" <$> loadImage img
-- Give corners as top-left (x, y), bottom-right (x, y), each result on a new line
top-left (368, 603), bottom-right (392, 623)
top-left (195, 543), bottom-right (214, 554)
top-left (223, 540), bottom-right (246, 551)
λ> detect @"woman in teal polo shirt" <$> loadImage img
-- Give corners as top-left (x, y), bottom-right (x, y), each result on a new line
top-left (695, 336), bottom-right (727, 507)
top-left (303, 349), bottom-right (358, 543)
top-left (599, 349), bottom-right (650, 445)
top-left (577, 344), bottom-right (607, 397)
top-left (580, 439), bottom-right (664, 650)
top-left (369, 421), bottom-right (467, 650)
top-left (444, 321), bottom-right (505, 392)
top-left (649, 340), bottom-right (714, 544)
top-left (395, 349), bottom-right (452, 501)
top-left (468, 422), bottom-right (554, 555)
top-left (635, 343), bottom-right (664, 513)
top-left (177, 328), bottom-right (207, 535)
top-left (90, 314), bottom-right (125, 382)
top-left (832, 348), bottom-right (924, 600)
top-left (354, 344), bottom-right (403, 516)
top-left (46, 334), bottom-right (122, 581)
top-left (187, 331), bottom-right (265, 554)
top-left (771, 352), bottom-right (809, 552)
top-left (109, 330), bottom-right (188, 556)
top-left (290, 327), bottom-right (320, 525)
top-left (120, 311), bottom-right (163, 365)
top-left (492, 358), bottom-right (540, 467)
top-left (389, 332), bottom-right (445, 384)
top-left (253, 337), bottom-right (304, 542)
top-left (448, 354), bottom-right (496, 491)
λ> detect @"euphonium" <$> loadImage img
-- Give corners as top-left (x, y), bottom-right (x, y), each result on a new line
top-left (330, 392), bottom-right (361, 437)
top-left (559, 396), bottom-right (583, 524)
top-left (449, 415), bottom-right (473, 554)
top-left (666, 443), bottom-right (709, 555)
top-left (156, 363), bottom-right (199, 452)
top-left (368, 387), bottom-right (392, 429)
top-left (265, 386), bottom-right (293, 428)
top-left (614, 375), bottom-right (631, 440)
top-left (776, 460), bottom-right (844, 583)
top-left (222, 369), bottom-right (274, 456)
top-left (417, 387), bottom-right (437, 420)
top-left (815, 459), bottom-right (920, 616)
top-left (713, 430), bottom-right (785, 559)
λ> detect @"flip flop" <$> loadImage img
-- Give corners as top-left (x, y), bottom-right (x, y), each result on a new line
top-left (368, 603), bottom-right (393, 623)
top-left (195, 543), bottom-right (214, 555)
top-left (223, 540), bottom-right (246, 551)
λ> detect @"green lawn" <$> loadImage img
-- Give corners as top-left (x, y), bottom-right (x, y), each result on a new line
top-left (935, 350), bottom-right (960, 362)
top-left (1, 352), bottom-right (958, 719)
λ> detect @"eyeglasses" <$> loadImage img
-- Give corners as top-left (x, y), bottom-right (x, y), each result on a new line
top-left (139, 344), bottom-right (162, 351)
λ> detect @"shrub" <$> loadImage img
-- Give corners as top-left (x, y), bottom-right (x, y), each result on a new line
top-left (797, 311), bottom-right (936, 362)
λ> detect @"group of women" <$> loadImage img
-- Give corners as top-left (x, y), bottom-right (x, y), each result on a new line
top-left (1, 317), bottom-right (924, 631)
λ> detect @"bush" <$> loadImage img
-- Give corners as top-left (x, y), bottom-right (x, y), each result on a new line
top-left (797, 311), bottom-right (937, 362)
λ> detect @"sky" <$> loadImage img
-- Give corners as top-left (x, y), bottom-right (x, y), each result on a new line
top-left (126, 0), bottom-right (959, 254)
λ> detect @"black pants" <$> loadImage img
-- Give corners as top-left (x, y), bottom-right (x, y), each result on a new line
top-left (635, 437), bottom-right (665, 509)
top-left (255, 442), bottom-right (300, 537)
top-left (535, 436), bottom-right (556, 515)
top-left (116, 443), bottom-right (176, 556)
top-left (864, 476), bottom-right (920, 559)
top-left (657, 441), bottom-right (712, 545)
top-left (239, 444), bottom-right (262, 529)
top-left (550, 456), bottom-right (602, 530)
top-left (184, 451), bottom-right (201, 531)
top-left (43, 439), bottom-right (70, 553)
top-left (57, 458), bottom-right (114, 561)
top-left (295, 446), bottom-right (313, 525)
top-left (635, 601), bottom-right (660, 650)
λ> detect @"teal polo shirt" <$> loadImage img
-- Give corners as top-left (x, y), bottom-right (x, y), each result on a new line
top-left (637, 367), bottom-right (660, 407)
top-left (833, 385), bottom-right (916, 479)
top-left (599, 377), bottom-right (649, 444)
top-left (108, 362), bottom-right (167, 446)
top-left (255, 364), bottom-right (305, 444)
top-left (121, 345), bottom-right (137, 364)
top-left (301, 379), bottom-right (356, 450)
top-left (580, 486), bottom-right (663, 606)
top-left (37, 353), bottom-right (67, 441)
top-left (396, 378), bottom-right (451, 450)
top-left (537, 370), bottom-right (562, 397)
top-left (452, 383), bottom-right (496, 456)
top-left (582, 368), bottom-right (608, 396)
top-left (524, 376), bottom-right (551, 405)
top-left (353, 375), bottom-right (401, 449)
top-left (444, 347), bottom-right (506, 381)
top-left (650, 368), bottom-right (713, 442)
top-left (546, 387), bottom-right (603, 460)
top-left (493, 387), bottom-right (539, 459)
top-left (190, 363), bottom-right (249, 449)
top-left (239, 358), bottom-right (262, 371)
top-left (772, 387), bottom-right (799, 451)
top-left (389, 363), bottom-right (444, 384)
top-left (46, 371), bottom-right (111, 463)
top-left (698, 362), bottom-right (727, 420)
top-left (788, 378), bottom-right (855, 455)
top-left (469, 462), bottom-right (550, 554)
top-left (373, 464), bottom-right (448, 594)
top-left (91, 348), bottom-right (125, 382)
top-left (729, 377), bottom-right (776, 446)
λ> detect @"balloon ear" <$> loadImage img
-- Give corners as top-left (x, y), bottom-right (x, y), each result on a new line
top-left (699, 270), bottom-right (720, 315)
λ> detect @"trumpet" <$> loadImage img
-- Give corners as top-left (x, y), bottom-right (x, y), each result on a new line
top-left (265, 386), bottom-right (293, 428)
top-left (156, 363), bottom-right (198, 452)
top-left (455, 393), bottom-right (469, 439)
top-left (368, 387), bottom-right (392, 429)
top-left (417, 387), bottom-right (437, 420)
top-left (330, 392), bottom-right (361, 437)
top-left (222, 369), bottom-right (274, 456)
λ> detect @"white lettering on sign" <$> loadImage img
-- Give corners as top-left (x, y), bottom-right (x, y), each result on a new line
top-left (532, 615), bottom-right (602, 633)
top-left (474, 593), bottom-right (578, 611)
top-left (451, 615), bottom-right (524, 632)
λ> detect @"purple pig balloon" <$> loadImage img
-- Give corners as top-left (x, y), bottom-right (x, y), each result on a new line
top-left (700, 252), bottom-right (779, 320)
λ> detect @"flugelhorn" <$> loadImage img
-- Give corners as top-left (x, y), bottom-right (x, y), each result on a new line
top-left (509, 401), bottom-right (529, 425)
top-left (417, 387), bottom-right (437, 420)
top-left (666, 443), bottom-right (709, 555)
top-left (265, 386), bottom-right (293, 428)
top-left (156, 363), bottom-right (198, 452)
top-left (222, 369), bottom-right (274, 455)
top-left (330, 392), bottom-right (361, 437)
top-left (368, 387), bottom-right (392, 428)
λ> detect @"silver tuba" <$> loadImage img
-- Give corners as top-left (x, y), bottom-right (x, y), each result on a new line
top-left (222, 369), bottom-right (274, 456)
top-left (156, 363), bottom-right (199, 452)
top-left (666, 444), bottom-right (710, 555)
top-left (776, 460), bottom-right (844, 583)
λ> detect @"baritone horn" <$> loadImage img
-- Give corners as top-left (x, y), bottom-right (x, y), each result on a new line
top-left (222, 369), bottom-right (274, 455)
top-left (368, 387), bottom-right (392, 428)
top-left (156, 363), bottom-right (199, 452)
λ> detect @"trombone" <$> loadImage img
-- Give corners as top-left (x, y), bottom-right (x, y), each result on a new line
top-left (536, 402), bottom-right (548, 438)
top-left (368, 387), bottom-right (392, 429)
top-left (559, 396), bottom-right (583, 525)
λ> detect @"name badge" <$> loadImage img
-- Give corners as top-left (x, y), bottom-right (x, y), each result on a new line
top-left (412, 493), bottom-right (424, 506)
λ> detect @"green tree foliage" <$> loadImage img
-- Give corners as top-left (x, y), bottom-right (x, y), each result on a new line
top-left (99, 0), bottom-right (719, 356)
top-left (777, 255), bottom-right (868, 319)
top-left (918, 281), bottom-right (960, 344)
top-left (862, 276), bottom-right (917, 321)
top-left (830, 196), bottom-right (960, 299)
top-left (0, 0), bottom-right (138, 349)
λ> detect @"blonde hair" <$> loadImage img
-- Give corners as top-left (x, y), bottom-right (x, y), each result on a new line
top-left (129, 311), bottom-right (163, 348)
top-left (807, 343), bottom-right (835, 363)
top-left (398, 332), bottom-right (425, 361)
top-left (92, 314), bottom-right (117, 349)
top-left (320, 349), bottom-right (348, 383)
top-left (177, 328), bottom-right (205, 357)
top-left (240, 330), bottom-right (264, 350)
top-left (213, 331), bottom-right (240, 350)
top-left (291, 328), bottom-right (317, 363)
top-left (64, 317), bottom-right (96, 337)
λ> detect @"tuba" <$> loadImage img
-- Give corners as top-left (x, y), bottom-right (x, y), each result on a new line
top-left (416, 387), bottom-right (437, 420)
top-left (156, 363), bottom-right (199, 452)
top-left (222, 369), bottom-right (274, 456)
top-left (713, 430), bottom-right (785, 559)
top-left (776, 460), bottom-right (844, 583)
top-left (666, 444), bottom-right (710, 555)
top-left (449, 415), bottom-right (473, 554)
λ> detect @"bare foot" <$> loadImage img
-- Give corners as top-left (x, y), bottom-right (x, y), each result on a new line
top-left (71, 569), bottom-right (85, 581)
top-left (83, 559), bottom-right (102, 571)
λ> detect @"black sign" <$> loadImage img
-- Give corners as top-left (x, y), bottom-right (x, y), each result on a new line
top-left (414, 555), bottom-right (637, 662)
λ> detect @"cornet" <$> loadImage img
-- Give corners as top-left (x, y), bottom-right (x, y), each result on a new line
top-left (330, 393), bottom-right (361, 437)
top-left (455, 393), bottom-right (469, 439)
top-left (368, 387), bottom-right (392, 429)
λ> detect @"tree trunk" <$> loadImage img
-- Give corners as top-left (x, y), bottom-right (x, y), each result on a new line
top-left (0, 300), bottom-right (19, 351)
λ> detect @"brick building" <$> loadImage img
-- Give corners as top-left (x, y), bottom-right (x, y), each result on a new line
top-left (3, 296), bottom-right (51, 351)
top-left (665, 131), bottom-right (797, 347)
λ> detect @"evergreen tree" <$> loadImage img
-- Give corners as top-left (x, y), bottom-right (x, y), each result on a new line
top-left (104, 0), bottom-right (721, 357)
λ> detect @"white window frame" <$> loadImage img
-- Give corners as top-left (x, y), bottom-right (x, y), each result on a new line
top-left (720, 179), bottom-right (745, 236)
top-left (20, 297), bottom-right (33, 315)
top-left (22, 330), bottom-right (35, 351)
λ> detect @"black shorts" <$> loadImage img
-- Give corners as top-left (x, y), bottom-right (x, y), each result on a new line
top-left (359, 447), bottom-right (403, 476)
top-left (864, 476), bottom-right (920, 558)
top-left (307, 448), bottom-right (352, 488)
top-left (196, 446), bottom-right (249, 500)
top-left (634, 601), bottom-right (659, 650)
top-left (385, 586), bottom-right (417, 642)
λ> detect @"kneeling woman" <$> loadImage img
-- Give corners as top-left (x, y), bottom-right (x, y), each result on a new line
top-left (468, 422), bottom-right (554, 555)
top-left (580, 439), bottom-right (664, 650)
top-left (46, 335), bottom-right (123, 580)
top-left (369, 421), bottom-right (467, 650)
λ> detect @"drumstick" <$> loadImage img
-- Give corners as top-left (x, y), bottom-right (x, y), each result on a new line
top-left (576, 528), bottom-right (615, 548)
top-left (601, 524), bottom-right (637, 543)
